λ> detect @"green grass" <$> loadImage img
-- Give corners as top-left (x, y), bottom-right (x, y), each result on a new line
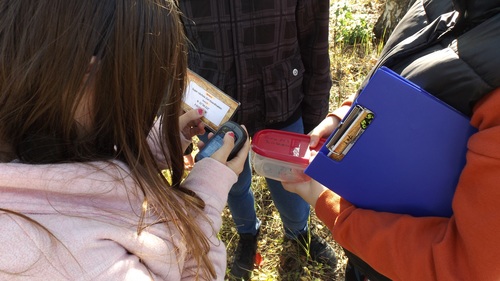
top-left (328, 0), bottom-right (384, 112)
top-left (201, 0), bottom-right (384, 279)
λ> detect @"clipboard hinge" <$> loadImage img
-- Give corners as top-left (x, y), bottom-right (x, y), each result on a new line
top-left (326, 105), bottom-right (374, 161)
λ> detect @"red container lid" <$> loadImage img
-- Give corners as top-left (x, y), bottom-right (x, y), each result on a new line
top-left (251, 129), bottom-right (325, 165)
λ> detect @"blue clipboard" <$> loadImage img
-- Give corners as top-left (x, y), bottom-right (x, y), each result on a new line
top-left (304, 67), bottom-right (477, 217)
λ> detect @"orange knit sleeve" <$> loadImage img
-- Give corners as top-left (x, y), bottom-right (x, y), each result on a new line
top-left (314, 88), bottom-right (500, 280)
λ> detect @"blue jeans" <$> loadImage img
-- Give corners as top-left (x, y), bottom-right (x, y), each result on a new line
top-left (200, 118), bottom-right (310, 238)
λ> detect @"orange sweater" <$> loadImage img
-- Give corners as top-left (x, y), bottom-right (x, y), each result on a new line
top-left (315, 88), bottom-right (500, 281)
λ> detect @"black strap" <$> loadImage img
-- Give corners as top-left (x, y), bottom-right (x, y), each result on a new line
top-left (344, 249), bottom-right (392, 281)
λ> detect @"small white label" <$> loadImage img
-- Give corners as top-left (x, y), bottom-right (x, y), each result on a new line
top-left (184, 81), bottom-right (230, 127)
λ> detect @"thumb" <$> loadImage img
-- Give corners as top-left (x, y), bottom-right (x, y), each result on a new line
top-left (210, 131), bottom-right (235, 162)
top-left (309, 133), bottom-right (321, 148)
top-left (309, 125), bottom-right (325, 148)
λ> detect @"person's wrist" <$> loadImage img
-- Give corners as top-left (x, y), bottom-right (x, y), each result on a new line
top-left (298, 180), bottom-right (327, 207)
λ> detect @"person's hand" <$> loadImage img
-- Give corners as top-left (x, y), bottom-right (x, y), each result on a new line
top-left (198, 125), bottom-right (250, 176)
top-left (282, 179), bottom-right (328, 208)
top-left (179, 108), bottom-right (206, 139)
top-left (308, 115), bottom-right (341, 148)
top-left (179, 108), bottom-right (206, 151)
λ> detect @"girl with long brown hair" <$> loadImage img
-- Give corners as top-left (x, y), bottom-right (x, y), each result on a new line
top-left (0, 0), bottom-right (249, 280)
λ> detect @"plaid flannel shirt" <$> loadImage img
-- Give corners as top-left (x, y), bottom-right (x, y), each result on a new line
top-left (179, 0), bottom-right (331, 135)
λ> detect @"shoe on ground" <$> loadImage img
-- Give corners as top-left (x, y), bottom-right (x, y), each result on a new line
top-left (229, 230), bottom-right (259, 280)
top-left (296, 231), bottom-right (337, 268)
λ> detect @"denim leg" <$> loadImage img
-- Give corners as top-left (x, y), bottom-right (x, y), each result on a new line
top-left (198, 131), bottom-right (260, 236)
top-left (266, 177), bottom-right (310, 237)
top-left (227, 156), bottom-right (261, 235)
top-left (265, 117), bottom-right (310, 238)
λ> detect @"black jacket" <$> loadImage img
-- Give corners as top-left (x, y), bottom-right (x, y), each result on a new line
top-left (367, 0), bottom-right (500, 117)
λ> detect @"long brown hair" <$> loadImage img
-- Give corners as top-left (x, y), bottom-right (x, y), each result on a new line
top-left (0, 0), bottom-right (215, 279)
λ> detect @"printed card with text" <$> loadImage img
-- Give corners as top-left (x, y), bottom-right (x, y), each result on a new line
top-left (182, 69), bottom-right (240, 132)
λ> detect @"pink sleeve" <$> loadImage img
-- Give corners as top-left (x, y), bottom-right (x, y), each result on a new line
top-left (179, 158), bottom-right (238, 280)
top-left (147, 120), bottom-right (192, 170)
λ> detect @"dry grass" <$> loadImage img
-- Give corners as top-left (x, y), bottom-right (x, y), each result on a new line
top-left (200, 0), bottom-right (384, 280)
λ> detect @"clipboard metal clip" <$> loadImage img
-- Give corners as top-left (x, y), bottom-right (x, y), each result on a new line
top-left (326, 105), bottom-right (374, 161)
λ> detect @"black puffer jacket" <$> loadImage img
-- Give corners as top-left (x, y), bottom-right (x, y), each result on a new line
top-left (365, 0), bottom-right (500, 117)
top-left (348, 0), bottom-right (500, 280)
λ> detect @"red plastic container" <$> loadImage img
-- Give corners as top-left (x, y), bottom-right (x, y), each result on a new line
top-left (251, 129), bottom-right (325, 182)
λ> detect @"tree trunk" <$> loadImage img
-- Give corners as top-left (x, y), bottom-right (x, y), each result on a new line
top-left (373, 0), bottom-right (417, 42)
